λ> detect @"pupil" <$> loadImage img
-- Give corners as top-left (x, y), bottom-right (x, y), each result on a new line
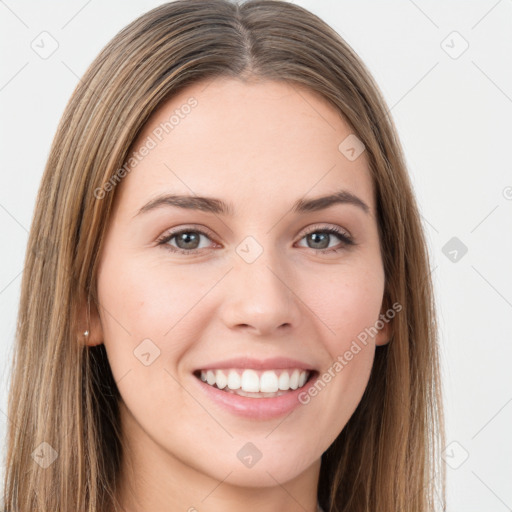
top-left (309, 232), bottom-right (328, 249)
top-left (177, 232), bottom-right (199, 249)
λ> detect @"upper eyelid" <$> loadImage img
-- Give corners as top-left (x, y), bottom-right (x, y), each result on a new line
top-left (160, 224), bottom-right (216, 241)
top-left (303, 223), bottom-right (351, 238)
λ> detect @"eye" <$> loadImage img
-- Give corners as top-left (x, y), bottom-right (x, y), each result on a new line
top-left (156, 224), bottom-right (354, 255)
top-left (156, 226), bottom-right (216, 254)
top-left (296, 224), bottom-right (354, 254)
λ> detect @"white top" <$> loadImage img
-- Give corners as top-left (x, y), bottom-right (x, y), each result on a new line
top-left (317, 502), bottom-right (325, 512)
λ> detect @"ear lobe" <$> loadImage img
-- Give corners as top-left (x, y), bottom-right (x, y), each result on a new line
top-left (375, 309), bottom-right (393, 346)
top-left (79, 295), bottom-right (104, 346)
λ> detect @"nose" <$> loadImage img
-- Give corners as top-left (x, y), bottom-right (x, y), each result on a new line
top-left (219, 248), bottom-right (303, 337)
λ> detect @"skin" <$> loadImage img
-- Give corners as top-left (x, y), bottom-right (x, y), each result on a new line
top-left (83, 77), bottom-right (390, 512)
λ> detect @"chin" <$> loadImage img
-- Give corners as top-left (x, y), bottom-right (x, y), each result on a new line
top-left (198, 451), bottom-right (316, 488)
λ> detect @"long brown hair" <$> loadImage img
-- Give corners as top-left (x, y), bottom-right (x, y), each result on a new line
top-left (2, 1), bottom-right (445, 510)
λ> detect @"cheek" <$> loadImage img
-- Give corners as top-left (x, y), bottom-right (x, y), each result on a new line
top-left (98, 253), bottom-right (200, 333)
top-left (297, 259), bottom-right (384, 430)
top-left (303, 260), bottom-right (385, 353)
top-left (96, 256), bottom-right (207, 423)
top-left (96, 254), bottom-right (216, 373)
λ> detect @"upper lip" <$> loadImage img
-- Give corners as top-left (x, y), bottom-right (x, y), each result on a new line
top-left (194, 356), bottom-right (317, 372)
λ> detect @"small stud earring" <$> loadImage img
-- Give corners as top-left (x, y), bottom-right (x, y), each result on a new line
top-left (83, 330), bottom-right (89, 337)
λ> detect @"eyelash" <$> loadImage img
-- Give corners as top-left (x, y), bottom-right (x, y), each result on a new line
top-left (156, 224), bottom-right (354, 255)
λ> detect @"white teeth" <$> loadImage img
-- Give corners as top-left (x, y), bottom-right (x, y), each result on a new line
top-left (227, 370), bottom-right (241, 390)
top-left (199, 368), bottom-right (311, 394)
top-left (215, 369), bottom-right (228, 389)
top-left (240, 369), bottom-right (260, 392)
top-left (206, 370), bottom-right (216, 386)
top-left (260, 371), bottom-right (279, 393)
top-left (278, 371), bottom-right (290, 390)
top-left (289, 369), bottom-right (299, 390)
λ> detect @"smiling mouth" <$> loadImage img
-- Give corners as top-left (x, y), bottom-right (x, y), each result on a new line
top-left (193, 368), bottom-right (318, 398)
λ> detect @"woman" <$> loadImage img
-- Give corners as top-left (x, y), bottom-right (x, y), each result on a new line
top-left (2, 1), bottom-right (445, 511)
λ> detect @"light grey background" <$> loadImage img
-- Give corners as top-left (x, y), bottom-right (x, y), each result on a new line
top-left (1, 1), bottom-right (511, 510)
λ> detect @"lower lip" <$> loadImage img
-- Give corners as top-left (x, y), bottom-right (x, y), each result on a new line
top-left (193, 372), bottom-right (318, 420)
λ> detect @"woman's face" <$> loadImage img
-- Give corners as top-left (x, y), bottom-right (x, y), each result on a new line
top-left (93, 77), bottom-right (390, 494)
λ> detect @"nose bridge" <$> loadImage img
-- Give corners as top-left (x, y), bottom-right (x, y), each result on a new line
top-left (222, 235), bottom-right (301, 334)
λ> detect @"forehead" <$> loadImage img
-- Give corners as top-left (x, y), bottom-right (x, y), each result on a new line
top-left (113, 77), bottom-right (374, 216)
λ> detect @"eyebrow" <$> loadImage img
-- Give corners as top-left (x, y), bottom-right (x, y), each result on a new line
top-left (134, 189), bottom-right (370, 218)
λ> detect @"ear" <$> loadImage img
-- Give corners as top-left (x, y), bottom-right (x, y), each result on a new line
top-left (374, 304), bottom-right (393, 347)
top-left (78, 294), bottom-right (104, 346)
